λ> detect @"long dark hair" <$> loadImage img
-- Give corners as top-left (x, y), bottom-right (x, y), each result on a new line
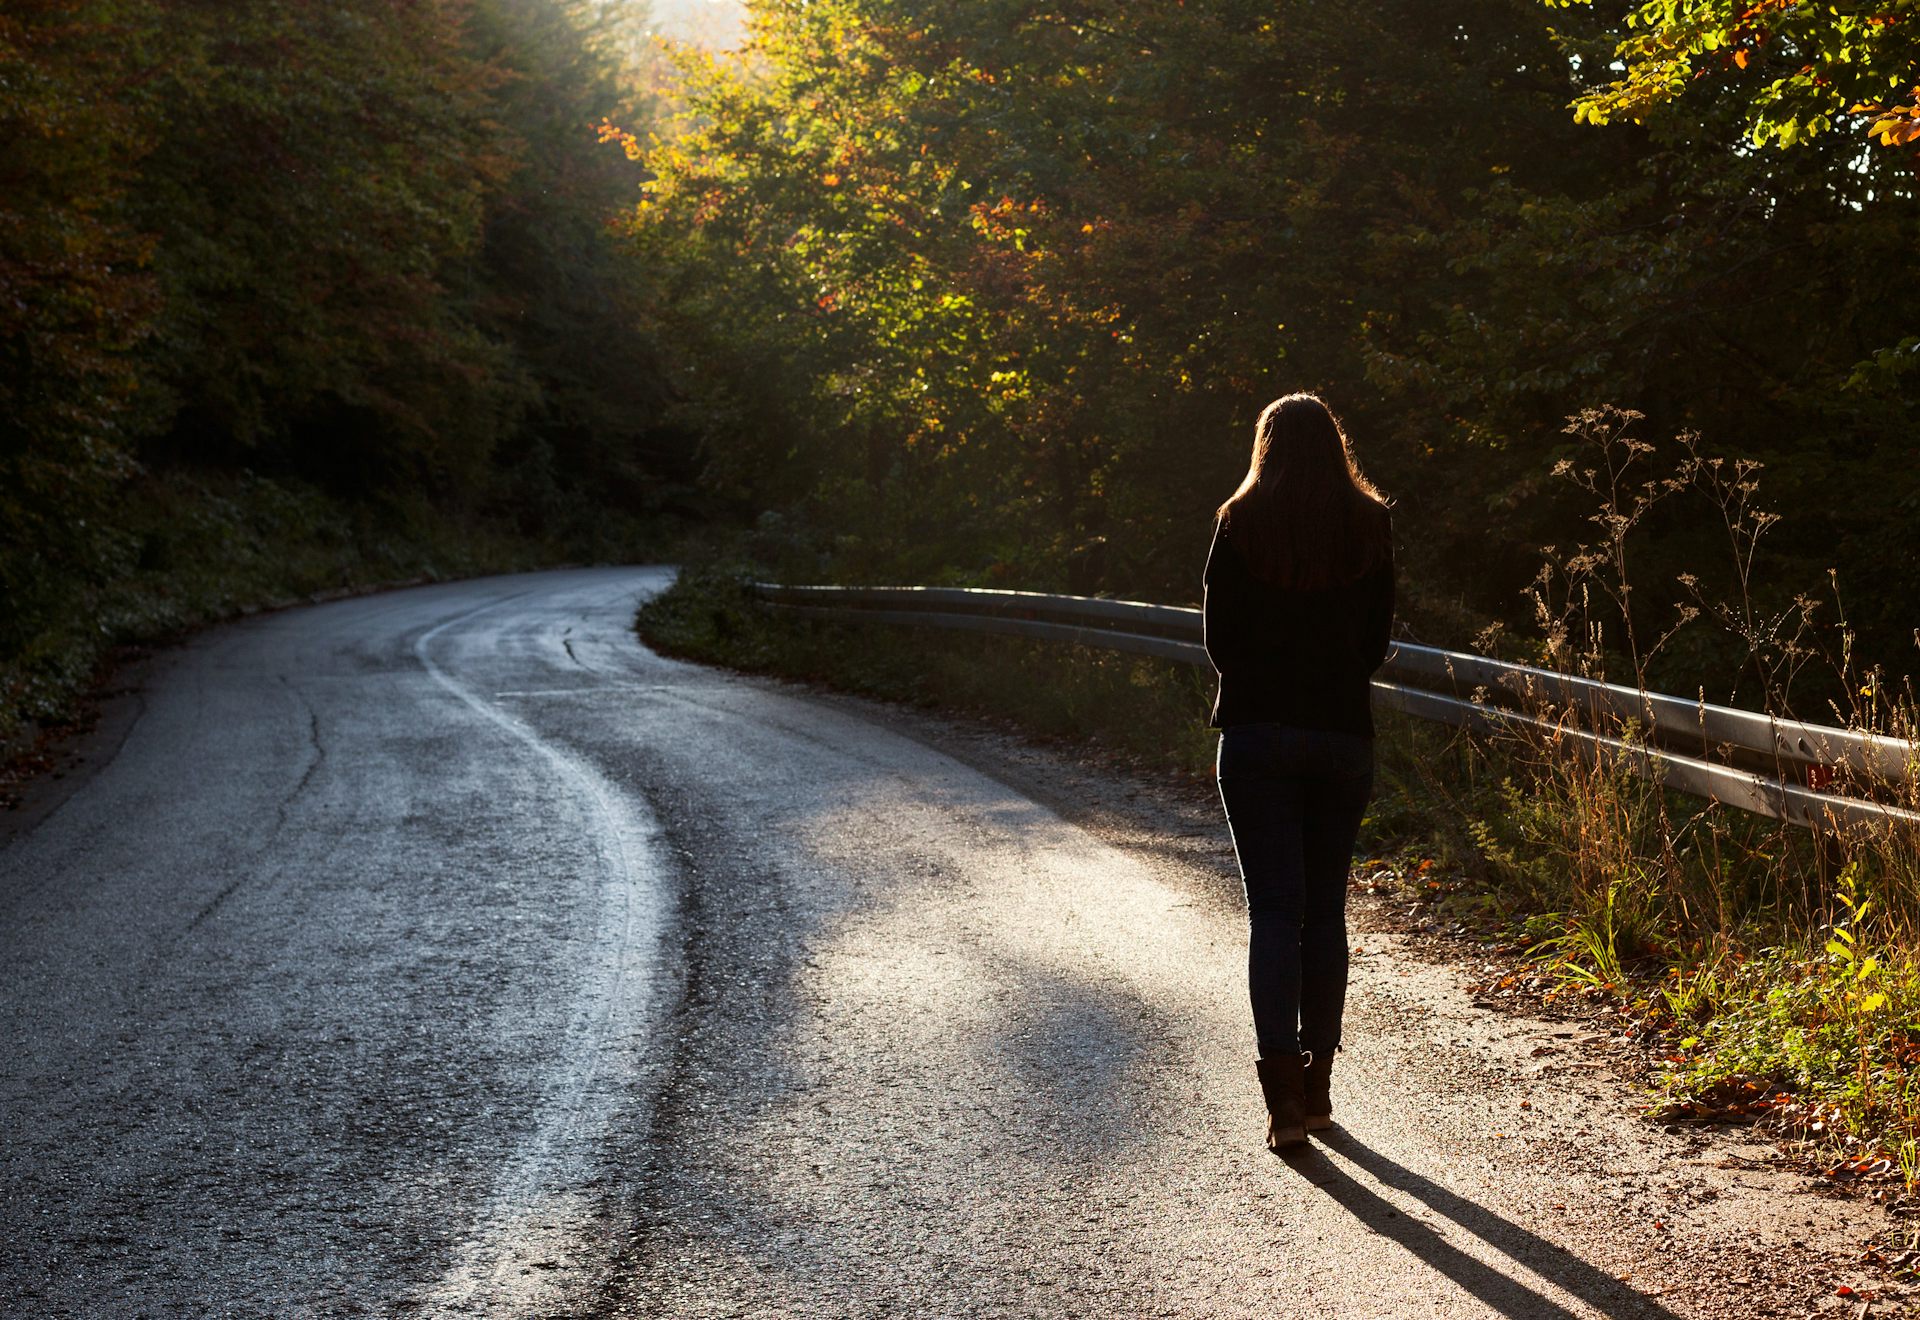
top-left (1216, 393), bottom-right (1391, 589)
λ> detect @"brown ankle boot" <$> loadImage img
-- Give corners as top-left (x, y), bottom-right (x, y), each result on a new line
top-left (1255, 1054), bottom-right (1307, 1150)
top-left (1303, 1050), bottom-right (1333, 1132)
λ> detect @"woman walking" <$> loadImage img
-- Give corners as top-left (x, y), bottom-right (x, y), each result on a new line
top-left (1204, 393), bottom-right (1394, 1151)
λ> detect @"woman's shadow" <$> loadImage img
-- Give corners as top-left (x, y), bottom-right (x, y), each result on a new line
top-left (1277, 1128), bottom-right (1686, 1320)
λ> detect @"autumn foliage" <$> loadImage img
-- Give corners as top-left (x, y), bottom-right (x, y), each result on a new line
top-left (626, 0), bottom-right (1920, 690)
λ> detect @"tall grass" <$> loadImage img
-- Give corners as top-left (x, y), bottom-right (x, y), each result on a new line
top-left (1434, 409), bottom-right (1920, 1183)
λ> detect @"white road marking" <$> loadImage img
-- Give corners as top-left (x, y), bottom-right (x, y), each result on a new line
top-left (412, 594), bottom-right (674, 1315)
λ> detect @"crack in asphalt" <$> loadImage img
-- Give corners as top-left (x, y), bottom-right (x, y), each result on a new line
top-left (275, 679), bottom-right (329, 836)
top-left (186, 676), bottom-right (328, 932)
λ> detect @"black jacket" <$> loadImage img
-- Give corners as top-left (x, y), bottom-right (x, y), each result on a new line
top-left (1202, 519), bottom-right (1395, 735)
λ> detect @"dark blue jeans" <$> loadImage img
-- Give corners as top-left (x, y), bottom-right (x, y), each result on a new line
top-left (1217, 723), bottom-right (1374, 1060)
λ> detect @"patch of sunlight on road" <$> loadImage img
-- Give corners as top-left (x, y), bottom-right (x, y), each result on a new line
top-left (676, 765), bottom-right (1659, 1317)
top-left (707, 774), bottom-right (1278, 1306)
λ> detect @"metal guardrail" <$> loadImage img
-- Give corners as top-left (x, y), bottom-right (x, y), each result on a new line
top-left (751, 582), bottom-right (1920, 833)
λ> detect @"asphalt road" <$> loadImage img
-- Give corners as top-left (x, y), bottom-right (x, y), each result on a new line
top-left (0, 567), bottom-right (1899, 1318)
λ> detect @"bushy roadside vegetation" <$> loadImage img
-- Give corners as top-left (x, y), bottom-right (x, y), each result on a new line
top-left (1404, 701), bottom-right (1920, 1197)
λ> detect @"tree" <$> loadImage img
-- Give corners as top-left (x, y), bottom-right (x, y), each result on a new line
top-left (628, 1), bottom-right (1660, 592)
top-left (1548, 1), bottom-right (1920, 150)
top-left (131, 0), bottom-right (516, 495)
top-left (465, 0), bottom-right (680, 541)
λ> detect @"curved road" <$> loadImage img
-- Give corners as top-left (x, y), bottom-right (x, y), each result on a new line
top-left (0, 568), bottom-right (1892, 1317)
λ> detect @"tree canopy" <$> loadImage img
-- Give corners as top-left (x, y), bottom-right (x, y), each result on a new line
top-left (623, 0), bottom-right (1919, 686)
top-left (6, 0), bottom-right (1914, 721)
top-left (1551, 1), bottom-right (1920, 149)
